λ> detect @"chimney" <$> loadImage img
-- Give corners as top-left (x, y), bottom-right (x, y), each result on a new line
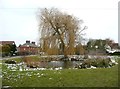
top-left (32, 42), bottom-right (35, 45)
top-left (26, 40), bottom-right (30, 44)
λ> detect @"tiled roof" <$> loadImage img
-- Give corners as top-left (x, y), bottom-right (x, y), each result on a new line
top-left (111, 43), bottom-right (119, 49)
top-left (0, 41), bottom-right (15, 45)
top-left (23, 43), bottom-right (38, 47)
top-left (20, 42), bottom-right (38, 47)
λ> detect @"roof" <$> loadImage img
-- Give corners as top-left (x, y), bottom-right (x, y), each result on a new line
top-left (23, 43), bottom-right (38, 47)
top-left (111, 43), bottom-right (119, 49)
top-left (20, 42), bottom-right (38, 47)
top-left (0, 41), bottom-right (15, 45)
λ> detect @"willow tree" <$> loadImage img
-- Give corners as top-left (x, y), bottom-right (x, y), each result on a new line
top-left (37, 8), bottom-right (86, 57)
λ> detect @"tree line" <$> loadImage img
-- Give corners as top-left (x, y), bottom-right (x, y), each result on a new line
top-left (0, 44), bottom-right (17, 57)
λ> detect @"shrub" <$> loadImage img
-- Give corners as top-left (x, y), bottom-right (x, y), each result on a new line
top-left (5, 60), bottom-right (16, 64)
top-left (80, 58), bottom-right (111, 68)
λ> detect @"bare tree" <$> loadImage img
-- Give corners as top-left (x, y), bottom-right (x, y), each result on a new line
top-left (37, 8), bottom-right (87, 58)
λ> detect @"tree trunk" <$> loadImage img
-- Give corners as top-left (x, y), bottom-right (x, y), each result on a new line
top-left (59, 37), bottom-right (68, 58)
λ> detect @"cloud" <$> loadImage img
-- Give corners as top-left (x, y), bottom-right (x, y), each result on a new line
top-left (0, 0), bottom-right (119, 46)
top-left (0, 0), bottom-right (118, 9)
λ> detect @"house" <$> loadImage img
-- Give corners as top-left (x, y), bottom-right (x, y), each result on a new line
top-left (110, 43), bottom-right (120, 49)
top-left (17, 40), bottom-right (39, 55)
top-left (0, 41), bottom-right (15, 45)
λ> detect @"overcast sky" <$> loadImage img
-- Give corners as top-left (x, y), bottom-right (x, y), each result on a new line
top-left (0, 0), bottom-right (119, 46)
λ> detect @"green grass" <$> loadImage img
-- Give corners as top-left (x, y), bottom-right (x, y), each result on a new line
top-left (2, 56), bottom-right (43, 64)
top-left (26, 55), bottom-right (40, 60)
top-left (2, 58), bottom-right (23, 63)
top-left (0, 60), bottom-right (2, 88)
top-left (0, 60), bottom-right (2, 68)
top-left (24, 56), bottom-right (41, 61)
top-left (1, 56), bottom-right (119, 87)
top-left (2, 64), bottom-right (118, 87)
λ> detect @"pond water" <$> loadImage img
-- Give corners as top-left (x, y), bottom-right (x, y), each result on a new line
top-left (38, 60), bottom-right (83, 69)
top-left (4, 60), bottom-right (84, 71)
top-left (4, 55), bottom-right (119, 71)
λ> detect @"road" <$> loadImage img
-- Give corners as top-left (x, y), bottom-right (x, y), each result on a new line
top-left (0, 56), bottom-right (22, 60)
top-left (0, 55), bottom-right (37, 60)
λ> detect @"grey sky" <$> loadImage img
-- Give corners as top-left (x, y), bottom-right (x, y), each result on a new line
top-left (0, 0), bottom-right (119, 46)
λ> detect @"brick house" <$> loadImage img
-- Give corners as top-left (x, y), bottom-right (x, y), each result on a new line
top-left (17, 40), bottom-right (39, 55)
top-left (0, 41), bottom-right (15, 45)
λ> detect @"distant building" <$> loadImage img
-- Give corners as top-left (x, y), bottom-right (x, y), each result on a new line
top-left (17, 40), bottom-right (39, 55)
top-left (110, 43), bottom-right (120, 49)
top-left (0, 41), bottom-right (15, 46)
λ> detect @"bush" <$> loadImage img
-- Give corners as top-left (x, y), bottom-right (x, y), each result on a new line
top-left (80, 58), bottom-right (111, 68)
top-left (94, 58), bottom-right (110, 68)
top-left (5, 60), bottom-right (16, 64)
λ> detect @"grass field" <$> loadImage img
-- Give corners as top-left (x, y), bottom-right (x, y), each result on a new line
top-left (2, 61), bottom-right (118, 87)
top-left (2, 57), bottom-right (23, 64)
top-left (2, 55), bottom-right (50, 64)
top-left (0, 60), bottom-right (2, 88)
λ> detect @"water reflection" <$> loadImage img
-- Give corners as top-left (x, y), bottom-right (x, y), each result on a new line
top-left (38, 61), bottom-right (83, 69)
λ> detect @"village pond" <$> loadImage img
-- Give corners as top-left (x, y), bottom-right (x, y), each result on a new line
top-left (2, 55), bottom-right (119, 71)
top-left (4, 60), bottom-right (85, 71)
